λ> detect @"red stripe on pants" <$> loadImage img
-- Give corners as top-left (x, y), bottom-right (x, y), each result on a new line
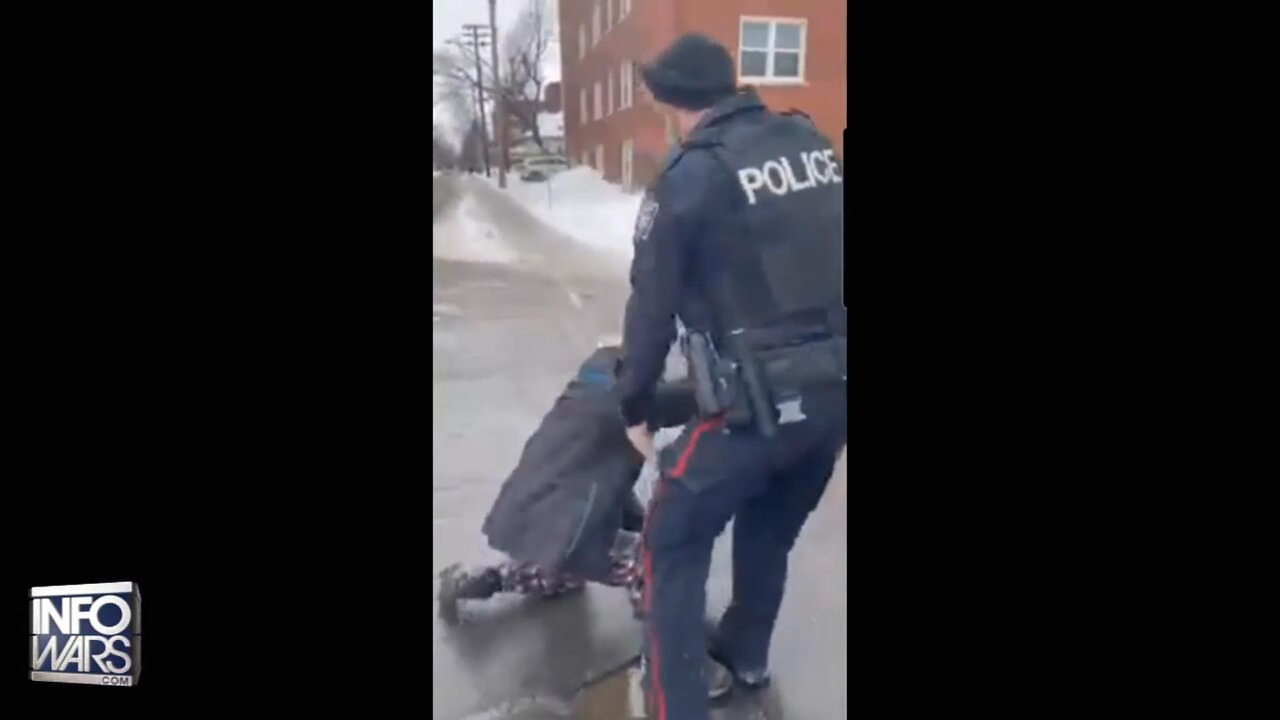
top-left (641, 417), bottom-right (723, 719)
top-left (670, 417), bottom-right (724, 478)
top-left (643, 477), bottom-right (668, 719)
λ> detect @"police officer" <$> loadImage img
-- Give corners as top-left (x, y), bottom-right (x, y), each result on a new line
top-left (615, 33), bottom-right (847, 719)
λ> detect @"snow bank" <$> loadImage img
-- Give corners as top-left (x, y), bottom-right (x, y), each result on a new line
top-left (432, 195), bottom-right (519, 265)
top-left (500, 167), bottom-right (642, 263)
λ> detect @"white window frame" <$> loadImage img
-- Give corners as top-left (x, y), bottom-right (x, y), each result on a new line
top-left (579, 24), bottom-right (587, 59)
top-left (607, 71), bottom-right (615, 115)
top-left (620, 61), bottom-right (633, 109)
top-left (738, 16), bottom-right (807, 84)
top-left (592, 3), bottom-right (601, 46)
top-left (621, 138), bottom-right (634, 191)
top-left (606, 0), bottom-right (613, 32)
top-left (593, 81), bottom-right (602, 120)
top-left (580, 88), bottom-right (588, 125)
top-left (620, 0), bottom-right (631, 18)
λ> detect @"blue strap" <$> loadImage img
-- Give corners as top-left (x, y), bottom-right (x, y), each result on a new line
top-left (576, 370), bottom-right (615, 388)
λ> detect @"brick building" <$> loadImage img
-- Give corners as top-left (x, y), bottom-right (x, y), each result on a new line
top-left (557, 0), bottom-right (846, 191)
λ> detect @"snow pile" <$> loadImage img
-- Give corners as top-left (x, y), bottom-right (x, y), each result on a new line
top-left (432, 195), bottom-right (519, 265)
top-left (501, 167), bottom-right (642, 263)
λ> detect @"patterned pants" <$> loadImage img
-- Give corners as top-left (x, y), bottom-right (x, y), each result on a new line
top-left (468, 535), bottom-right (643, 611)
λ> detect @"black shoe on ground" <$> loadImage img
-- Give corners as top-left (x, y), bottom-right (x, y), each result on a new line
top-left (707, 640), bottom-right (772, 690)
top-left (705, 655), bottom-right (734, 703)
top-left (438, 564), bottom-right (502, 624)
top-left (438, 563), bottom-right (466, 624)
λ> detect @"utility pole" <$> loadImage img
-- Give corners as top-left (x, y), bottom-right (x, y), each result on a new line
top-left (488, 0), bottom-right (507, 188)
top-left (461, 24), bottom-right (492, 178)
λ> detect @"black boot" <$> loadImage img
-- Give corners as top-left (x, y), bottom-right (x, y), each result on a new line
top-left (707, 643), bottom-right (771, 690)
top-left (438, 564), bottom-right (501, 624)
top-left (707, 624), bottom-right (772, 690)
top-left (705, 655), bottom-right (734, 703)
top-left (637, 654), bottom-right (733, 706)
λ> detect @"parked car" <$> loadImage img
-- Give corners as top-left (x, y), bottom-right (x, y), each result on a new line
top-left (518, 155), bottom-right (570, 182)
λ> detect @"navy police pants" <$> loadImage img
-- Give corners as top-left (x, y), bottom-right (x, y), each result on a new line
top-left (639, 390), bottom-right (846, 720)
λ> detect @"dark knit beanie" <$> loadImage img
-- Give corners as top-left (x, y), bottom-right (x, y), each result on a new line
top-left (640, 33), bottom-right (737, 110)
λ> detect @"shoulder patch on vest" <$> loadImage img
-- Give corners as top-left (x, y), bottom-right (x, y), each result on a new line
top-left (633, 193), bottom-right (660, 245)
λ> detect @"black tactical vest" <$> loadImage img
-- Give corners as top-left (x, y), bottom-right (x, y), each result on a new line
top-left (689, 111), bottom-right (845, 348)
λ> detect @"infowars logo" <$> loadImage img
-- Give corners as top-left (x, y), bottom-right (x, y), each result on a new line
top-left (30, 582), bottom-right (141, 687)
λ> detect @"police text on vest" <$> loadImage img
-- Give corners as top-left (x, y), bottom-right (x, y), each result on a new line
top-left (737, 149), bottom-right (842, 205)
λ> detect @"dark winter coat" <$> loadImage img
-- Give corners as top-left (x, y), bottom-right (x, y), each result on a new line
top-left (481, 346), bottom-right (695, 581)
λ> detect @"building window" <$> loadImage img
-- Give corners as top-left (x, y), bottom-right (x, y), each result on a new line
top-left (606, 0), bottom-right (613, 32)
top-left (593, 81), bottom-right (602, 120)
top-left (620, 0), bottom-right (631, 17)
top-left (582, 150), bottom-right (591, 167)
top-left (621, 138), bottom-right (634, 190)
top-left (607, 72), bottom-right (615, 115)
top-left (620, 61), bottom-right (633, 109)
top-left (580, 88), bottom-right (588, 125)
top-left (632, 61), bottom-right (646, 103)
top-left (592, 3), bottom-right (601, 46)
top-left (579, 24), bottom-right (586, 59)
top-left (595, 144), bottom-right (604, 175)
top-left (739, 17), bottom-right (806, 82)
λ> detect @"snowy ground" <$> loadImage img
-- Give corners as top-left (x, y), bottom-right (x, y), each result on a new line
top-left (486, 168), bottom-right (643, 264)
top-left (433, 194), bottom-right (521, 265)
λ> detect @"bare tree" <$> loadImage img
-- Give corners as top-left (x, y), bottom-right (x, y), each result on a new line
top-left (433, 45), bottom-right (485, 154)
top-left (431, 0), bottom-right (556, 159)
top-left (458, 120), bottom-right (488, 173)
top-left (433, 124), bottom-right (458, 169)
top-left (434, 46), bottom-right (485, 86)
top-left (433, 48), bottom-right (488, 112)
top-left (499, 0), bottom-right (555, 152)
top-left (435, 41), bottom-right (504, 166)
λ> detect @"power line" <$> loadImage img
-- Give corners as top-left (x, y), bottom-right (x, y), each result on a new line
top-left (486, 0), bottom-right (507, 189)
